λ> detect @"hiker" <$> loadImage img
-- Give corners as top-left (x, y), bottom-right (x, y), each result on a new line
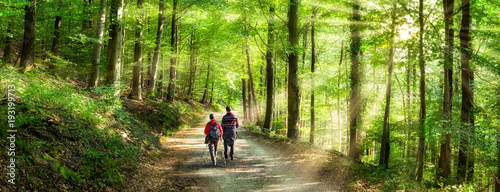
top-left (204, 113), bottom-right (223, 166)
top-left (221, 106), bottom-right (239, 160)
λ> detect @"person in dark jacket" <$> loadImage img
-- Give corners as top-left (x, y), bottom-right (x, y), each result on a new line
top-left (221, 106), bottom-right (239, 160)
top-left (204, 113), bottom-right (223, 166)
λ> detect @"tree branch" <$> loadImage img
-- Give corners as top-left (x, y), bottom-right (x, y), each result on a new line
top-left (175, 3), bottom-right (195, 21)
top-left (243, 19), bottom-right (268, 47)
top-left (477, 151), bottom-right (500, 186)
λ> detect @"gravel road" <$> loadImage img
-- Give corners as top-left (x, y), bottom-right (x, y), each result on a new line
top-left (128, 111), bottom-right (347, 192)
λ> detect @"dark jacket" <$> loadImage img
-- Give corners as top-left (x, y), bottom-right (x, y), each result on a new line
top-left (221, 112), bottom-right (238, 140)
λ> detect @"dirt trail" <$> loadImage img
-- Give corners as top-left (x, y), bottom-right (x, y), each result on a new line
top-left (128, 111), bottom-right (347, 192)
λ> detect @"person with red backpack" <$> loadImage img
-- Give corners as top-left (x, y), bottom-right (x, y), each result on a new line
top-left (204, 113), bottom-right (223, 166)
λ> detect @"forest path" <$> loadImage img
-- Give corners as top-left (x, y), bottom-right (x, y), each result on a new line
top-left (128, 111), bottom-right (346, 191)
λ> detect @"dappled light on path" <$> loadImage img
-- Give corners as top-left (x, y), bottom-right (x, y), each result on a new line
top-left (159, 111), bottom-right (344, 191)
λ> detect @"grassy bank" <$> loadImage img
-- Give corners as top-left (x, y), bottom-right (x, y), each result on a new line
top-left (0, 67), bottom-right (216, 191)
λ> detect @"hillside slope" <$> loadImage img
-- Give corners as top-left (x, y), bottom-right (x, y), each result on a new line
top-left (0, 68), bottom-right (215, 191)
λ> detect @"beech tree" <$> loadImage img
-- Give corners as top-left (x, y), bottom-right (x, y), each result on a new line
top-left (19, 0), bottom-right (37, 73)
top-left (105, 0), bottom-right (124, 96)
top-left (458, 0), bottom-right (473, 183)
top-left (149, 0), bottom-right (166, 90)
top-left (349, 0), bottom-right (361, 159)
top-left (416, 0), bottom-right (426, 182)
top-left (379, 2), bottom-right (396, 168)
top-left (263, 6), bottom-right (275, 133)
top-left (132, 0), bottom-right (144, 100)
top-left (88, 0), bottom-right (107, 89)
top-left (287, 0), bottom-right (300, 140)
top-left (438, 0), bottom-right (454, 180)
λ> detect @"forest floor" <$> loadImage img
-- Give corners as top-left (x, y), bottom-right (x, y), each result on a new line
top-left (126, 111), bottom-right (352, 191)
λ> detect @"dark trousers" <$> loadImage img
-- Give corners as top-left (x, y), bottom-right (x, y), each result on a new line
top-left (208, 140), bottom-right (218, 165)
top-left (224, 138), bottom-right (234, 159)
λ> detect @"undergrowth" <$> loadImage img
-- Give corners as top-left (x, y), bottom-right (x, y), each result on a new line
top-left (0, 67), bottom-right (206, 190)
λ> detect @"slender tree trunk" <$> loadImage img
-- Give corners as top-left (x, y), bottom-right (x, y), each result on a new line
top-left (243, 78), bottom-right (247, 120)
top-left (245, 42), bottom-right (254, 122)
top-left (50, 16), bottom-right (62, 57)
top-left (338, 43), bottom-right (344, 152)
top-left (302, 26), bottom-right (307, 70)
top-left (251, 74), bottom-right (261, 125)
top-left (439, 0), bottom-right (454, 180)
top-left (497, 130), bottom-right (500, 192)
top-left (248, 78), bottom-right (253, 123)
top-left (193, 53), bottom-right (198, 95)
top-left (105, 0), bottom-right (124, 96)
top-left (120, 24), bottom-right (125, 80)
top-left (2, 27), bottom-right (14, 66)
top-left (349, 0), bottom-right (362, 159)
top-left (416, 0), bottom-right (426, 181)
top-left (287, 0), bottom-right (300, 140)
top-left (167, 0), bottom-right (178, 101)
top-left (188, 31), bottom-right (195, 98)
top-left (19, 0), bottom-right (37, 73)
top-left (201, 63), bottom-right (210, 103)
top-left (149, 0), bottom-right (165, 90)
top-left (310, 8), bottom-right (317, 145)
top-left (459, 0), bottom-right (474, 183)
top-left (88, 0), bottom-right (107, 89)
top-left (157, 72), bottom-right (164, 98)
top-left (132, 0), bottom-right (144, 100)
top-left (210, 80), bottom-right (214, 103)
top-left (260, 61), bottom-right (264, 97)
top-left (406, 45), bottom-right (413, 160)
top-left (379, 3), bottom-right (396, 168)
top-left (263, 7), bottom-right (275, 132)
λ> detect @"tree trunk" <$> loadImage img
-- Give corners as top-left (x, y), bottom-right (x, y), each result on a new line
top-left (263, 7), bottom-right (275, 133)
top-left (406, 45), bottom-right (413, 161)
top-left (193, 54), bottom-right (198, 96)
top-left (310, 8), bottom-right (317, 145)
top-left (210, 80), bottom-right (214, 103)
top-left (416, 0), bottom-right (426, 182)
top-left (201, 63), bottom-right (210, 103)
top-left (379, 3), bottom-right (396, 168)
top-left (287, 0), bottom-right (300, 140)
top-left (248, 79), bottom-right (253, 123)
top-left (459, 0), bottom-right (474, 183)
top-left (242, 78), bottom-right (247, 120)
top-left (167, 0), bottom-right (178, 101)
top-left (188, 31), bottom-right (195, 98)
top-left (349, 0), bottom-right (362, 159)
top-left (50, 16), bottom-right (62, 57)
top-left (19, 0), bottom-right (37, 73)
top-left (149, 0), bottom-right (165, 90)
top-left (157, 72), bottom-right (164, 98)
top-left (251, 72), bottom-right (261, 125)
top-left (132, 0), bottom-right (144, 100)
top-left (246, 47), bottom-right (260, 125)
top-left (496, 134), bottom-right (500, 192)
top-left (105, 0), bottom-right (124, 96)
top-left (2, 27), bottom-right (14, 66)
top-left (438, 0), bottom-right (454, 180)
top-left (88, 0), bottom-right (107, 89)
top-left (338, 43), bottom-right (344, 152)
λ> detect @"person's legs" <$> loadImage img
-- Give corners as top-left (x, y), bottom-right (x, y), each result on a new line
top-left (214, 140), bottom-right (218, 158)
top-left (229, 138), bottom-right (234, 160)
top-left (224, 138), bottom-right (229, 159)
top-left (208, 142), bottom-right (216, 166)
